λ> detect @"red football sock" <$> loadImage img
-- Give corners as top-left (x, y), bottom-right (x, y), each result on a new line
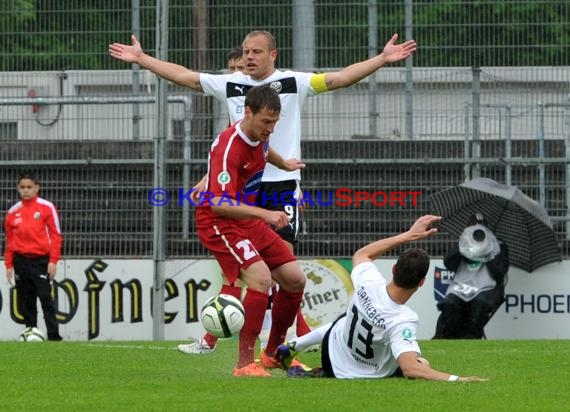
top-left (202, 283), bottom-right (242, 349)
top-left (295, 309), bottom-right (311, 337)
top-left (265, 288), bottom-right (303, 355)
top-left (220, 283), bottom-right (242, 300)
top-left (237, 288), bottom-right (269, 368)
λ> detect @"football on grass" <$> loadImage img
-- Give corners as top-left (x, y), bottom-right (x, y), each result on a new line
top-left (200, 294), bottom-right (245, 338)
top-left (19, 327), bottom-right (46, 342)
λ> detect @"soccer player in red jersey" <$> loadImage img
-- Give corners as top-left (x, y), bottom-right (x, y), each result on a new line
top-left (183, 47), bottom-right (314, 356)
top-left (196, 84), bottom-right (306, 376)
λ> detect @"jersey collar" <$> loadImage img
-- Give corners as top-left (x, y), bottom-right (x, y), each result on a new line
top-left (235, 122), bottom-right (260, 147)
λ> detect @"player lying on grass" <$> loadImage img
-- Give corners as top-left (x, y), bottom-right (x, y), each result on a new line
top-left (274, 215), bottom-right (488, 381)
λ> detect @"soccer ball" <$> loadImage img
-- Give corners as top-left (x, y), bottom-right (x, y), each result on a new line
top-left (19, 327), bottom-right (46, 342)
top-left (200, 294), bottom-right (245, 338)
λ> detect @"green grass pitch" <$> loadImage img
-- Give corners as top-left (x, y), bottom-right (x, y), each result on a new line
top-left (0, 339), bottom-right (568, 411)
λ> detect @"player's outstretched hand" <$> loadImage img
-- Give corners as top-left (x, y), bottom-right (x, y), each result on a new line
top-left (282, 158), bottom-right (306, 172)
top-left (109, 34), bottom-right (143, 63)
top-left (407, 215), bottom-right (441, 240)
top-left (458, 376), bottom-right (489, 382)
top-left (381, 33), bottom-right (417, 63)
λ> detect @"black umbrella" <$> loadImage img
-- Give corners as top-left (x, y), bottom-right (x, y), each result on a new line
top-left (431, 177), bottom-right (561, 272)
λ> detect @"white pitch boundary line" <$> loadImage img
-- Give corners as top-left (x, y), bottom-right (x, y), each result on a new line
top-left (81, 343), bottom-right (178, 350)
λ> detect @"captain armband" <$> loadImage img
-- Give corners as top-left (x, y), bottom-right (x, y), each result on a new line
top-left (310, 73), bottom-right (329, 93)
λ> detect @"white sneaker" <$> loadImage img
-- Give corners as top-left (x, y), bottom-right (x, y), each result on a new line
top-left (177, 338), bottom-right (216, 354)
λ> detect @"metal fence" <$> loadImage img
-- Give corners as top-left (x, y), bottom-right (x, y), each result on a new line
top-left (1, 1), bottom-right (569, 260)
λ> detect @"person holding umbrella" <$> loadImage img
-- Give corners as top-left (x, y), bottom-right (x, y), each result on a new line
top-left (431, 177), bottom-right (560, 272)
top-left (433, 213), bottom-right (510, 339)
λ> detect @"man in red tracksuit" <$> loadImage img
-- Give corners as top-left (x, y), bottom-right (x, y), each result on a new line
top-left (4, 173), bottom-right (63, 341)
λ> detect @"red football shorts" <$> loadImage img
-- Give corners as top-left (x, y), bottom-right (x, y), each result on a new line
top-left (197, 219), bottom-right (296, 283)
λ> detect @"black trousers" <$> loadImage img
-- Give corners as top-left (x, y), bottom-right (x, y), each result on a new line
top-left (258, 180), bottom-right (299, 245)
top-left (434, 288), bottom-right (504, 339)
top-left (13, 254), bottom-right (61, 340)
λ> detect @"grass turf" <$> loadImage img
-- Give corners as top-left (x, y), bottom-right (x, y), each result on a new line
top-left (0, 339), bottom-right (567, 411)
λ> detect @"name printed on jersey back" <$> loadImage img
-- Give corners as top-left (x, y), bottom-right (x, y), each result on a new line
top-left (357, 287), bottom-right (386, 329)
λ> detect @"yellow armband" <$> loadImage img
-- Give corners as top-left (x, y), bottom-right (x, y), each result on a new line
top-left (310, 73), bottom-right (329, 93)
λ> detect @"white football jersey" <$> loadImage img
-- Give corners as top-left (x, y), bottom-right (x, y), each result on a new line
top-left (200, 70), bottom-right (320, 182)
top-left (328, 262), bottom-right (421, 379)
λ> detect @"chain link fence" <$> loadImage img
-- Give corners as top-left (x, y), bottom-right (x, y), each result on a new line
top-left (1, 1), bottom-right (569, 259)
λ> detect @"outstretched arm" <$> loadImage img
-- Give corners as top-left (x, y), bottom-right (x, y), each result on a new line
top-left (352, 215), bottom-right (440, 267)
top-left (323, 33), bottom-right (416, 91)
top-left (109, 34), bottom-right (203, 92)
top-left (398, 352), bottom-right (488, 382)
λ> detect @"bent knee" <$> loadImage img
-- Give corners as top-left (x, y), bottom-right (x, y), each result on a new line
top-left (244, 274), bottom-right (273, 293)
top-left (279, 271), bottom-right (306, 292)
top-left (282, 276), bottom-right (305, 292)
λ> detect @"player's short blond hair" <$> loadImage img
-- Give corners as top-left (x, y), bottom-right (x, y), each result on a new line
top-left (244, 30), bottom-right (276, 51)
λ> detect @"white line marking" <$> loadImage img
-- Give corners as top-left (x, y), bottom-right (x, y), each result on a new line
top-left (81, 343), bottom-right (178, 350)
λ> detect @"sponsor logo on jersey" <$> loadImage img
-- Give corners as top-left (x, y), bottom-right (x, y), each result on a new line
top-left (270, 81), bottom-right (282, 94)
top-left (225, 77), bottom-right (298, 98)
top-left (226, 83), bottom-right (253, 98)
top-left (243, 170), bottom-right (264, 194)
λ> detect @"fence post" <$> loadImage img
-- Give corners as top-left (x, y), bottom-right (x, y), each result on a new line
top-left (566, 96), bottom-right (570, 240)
top-left (182, 98), bottom-right (194, 239)
top-left (367, 0), bottom-right (378, 138)
top-left (464, 102), bottom-right (471, 181)
top-left (293, 0), bottom-right (315, 70)
top-left (404, 0), bottom-right (414, 140)
top-left (471, 66), bottom-right (481, 178)
top-left (131, 0), bottom-right (141, 140)
top-left (538, 102), bottom-right (546, 208)
top-left (505, 105), bottom-right (512, 185)
top-left (152, 0), bottom-right (169, 341)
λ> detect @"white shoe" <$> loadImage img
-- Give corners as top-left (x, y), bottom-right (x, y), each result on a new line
top-left (177, 338), bottom-right (216, 354)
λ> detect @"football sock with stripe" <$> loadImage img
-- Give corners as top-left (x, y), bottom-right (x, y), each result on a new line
top-left (237, 288), bottom-right (269, 368)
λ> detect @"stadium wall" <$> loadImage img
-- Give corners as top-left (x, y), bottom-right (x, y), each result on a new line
top-left (0, 258), bottom-right (568, 341)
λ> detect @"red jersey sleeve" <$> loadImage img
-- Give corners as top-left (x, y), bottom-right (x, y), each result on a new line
top-left (4, 212), bottom-right (15, 268)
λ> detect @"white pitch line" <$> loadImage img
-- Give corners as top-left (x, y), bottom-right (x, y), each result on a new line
top-left (81, 343), bottom-right (178, 350)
